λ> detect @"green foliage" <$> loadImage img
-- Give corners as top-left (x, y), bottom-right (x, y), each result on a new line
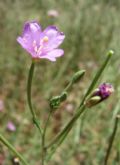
top-left (0, 0), bottom-right (120, 165)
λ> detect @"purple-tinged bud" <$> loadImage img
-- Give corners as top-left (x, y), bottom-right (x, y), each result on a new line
top-left (85, 83), bottom-right (114, 108)
top-left (98, 83), bottom-right (114, 99)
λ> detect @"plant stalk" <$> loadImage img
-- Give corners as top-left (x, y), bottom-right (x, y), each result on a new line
top-left (104, 115), bottom-right (120, 165)
top-left (41, 110), bottom-right (53, 165)
top-left (0, 134), bottom-right (29, 165)
top-left (45, 50), bottom-right (113, 157)
top-left (27, 62), bottom-right (42, 136)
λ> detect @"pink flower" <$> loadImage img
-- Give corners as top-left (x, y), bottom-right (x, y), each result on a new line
top-left (47, 9), bottom-right (59, 18)
top-left (7, 121), bottom-right (16, 132)
top-left (17, 21), bottom-right (65, 61)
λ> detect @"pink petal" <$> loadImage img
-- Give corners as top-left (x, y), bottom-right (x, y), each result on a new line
top-left (17, 37), bottom-right (37, 58)
top-left (42, 26), bottom-right (65, 50)
top-left (17, 37), bottom-right (28, 49)
top-left (22, 21), bottom-right (41, 36)
top-left (21, 21), bottom-right (42, 48)
top-left (40, 49), bottom-right (64, 61)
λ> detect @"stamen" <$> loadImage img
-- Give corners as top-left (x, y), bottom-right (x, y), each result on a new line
top-left (33, 40), bottom-right (39, 53)
top-left (33, 36), bottom-right (49, 55)
top-left (43, 36), bottom-right (49, 42)
top-left (32, 40), bottom-right (36, 47)
top-left (34, 46), bottom-right (38, 53)
top-left (37, 46), bottom-right (43, 54)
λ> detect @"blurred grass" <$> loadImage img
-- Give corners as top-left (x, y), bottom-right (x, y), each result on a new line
top-left (0, 0), bottom-right (120, 165)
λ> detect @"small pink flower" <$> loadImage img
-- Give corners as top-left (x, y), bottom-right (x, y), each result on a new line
top-left (17, 21), bottom-right (65, 61)
top-left (47, 9), bottom-right (59, 18)
top-left (7, 121), bottom-right (16, 132)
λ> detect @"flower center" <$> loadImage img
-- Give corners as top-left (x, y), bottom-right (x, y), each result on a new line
top-left (42, 36), bottom-right (49, 42)
top-left (32, 36), bottom-right (49, 55)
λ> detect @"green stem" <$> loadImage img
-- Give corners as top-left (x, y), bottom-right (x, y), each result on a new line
top-left (0, 134), bottom-right (29, 165)
top-left (46, 122), bottom-right (76, 161)
top-left (46, 50), bottom-right (113, 155)
top-left (79, 50), bottom-right (113, 108)
top-left (74, 50), bottom-right (113, 144)
top-left (64, 81), bottom-right (73, 92)
top-left (41, 138), bottom-right (45, 165)
top-left (104, 115), bottom-right (120, 165)
top-left (46, 105), bottom-right (85, 149)
top-left (43, 110), bottom-right (53, 139)
top-left (27, 62), bottom-right (42, 136)
top-left (41, 110), bottom-right (53, 165)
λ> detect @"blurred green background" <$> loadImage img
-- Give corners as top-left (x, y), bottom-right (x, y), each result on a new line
top-left (0, 0), bottom-right (120, 164)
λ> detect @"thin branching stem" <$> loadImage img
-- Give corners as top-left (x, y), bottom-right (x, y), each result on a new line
top-left (45, 50), bottom-right (113, 159)
top-left (104, 115), bottom-right (120, 165)
top-left (42, 110), bottom-right (53, 165)
top-left (27, 62), bottom-right (43, 136)
top-left (74, 50), bottom-right (113, 144)
top-left (79, 50), bottom-right (114, 108)
top-left (0, 134), bottom-right (29, 165)
top-left (46, 105), bottom-right (85, 149)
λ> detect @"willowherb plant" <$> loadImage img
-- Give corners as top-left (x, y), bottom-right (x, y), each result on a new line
top-left (0, 21), bottom-right (118, 165)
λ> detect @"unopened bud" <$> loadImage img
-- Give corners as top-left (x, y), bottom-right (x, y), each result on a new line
top-left (72, 70), bottom-right (85, 84)
top-left (85, 96), bottom-right (101, 108)
top-left (107, 50), bottom-right (114, 57)
top-left (50, 96), bottom-right (60, 109)
top-left (50, 92), bottom-right (67, 110)
top-left (47, 9), bottom-right (59, 18)
top-left (85, 83), bottom-right (114, 108)
top-left (60, 92), bottom-right (67, 102)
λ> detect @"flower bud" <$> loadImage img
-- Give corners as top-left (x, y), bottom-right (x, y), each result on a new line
top-left (72, 70), bottom-right (85, 84)
top-left (50, 92), bottom-right (68, 110)
top-left (85, 83), bottom-right (114, 108)
top-left (47, 9), bottom-right (59, 18)
top-left (60, 92), bottom-right (67, 102)
top-left (50, 96), bottom-right (61, 109)
top-left (85, 96), bottom-right (101, 108)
